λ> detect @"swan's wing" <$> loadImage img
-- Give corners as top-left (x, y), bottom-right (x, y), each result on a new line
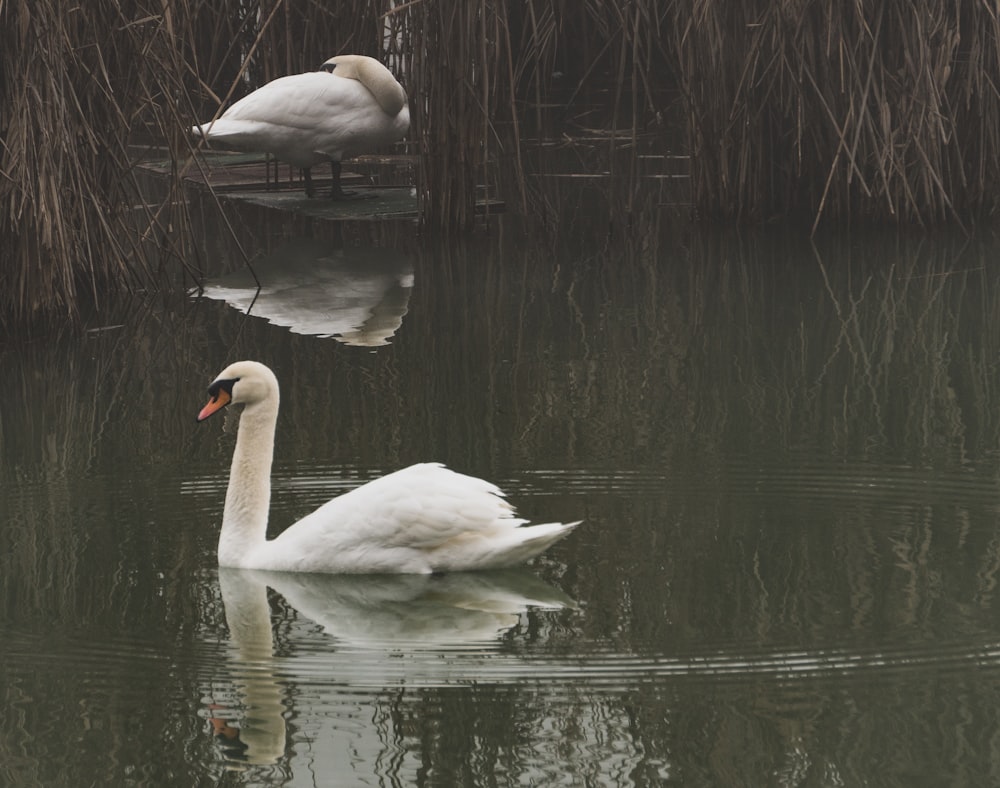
top-left (264, 463), bottom-right (577, 573)
top-left (223, 73), bottom-right (399, 133)
top-left (221, 74), bottom-right (339, 121)
top-left (288, 463), bottom-right (525, 552)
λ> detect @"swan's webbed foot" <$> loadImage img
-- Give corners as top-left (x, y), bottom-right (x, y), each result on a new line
top-left (328, 160), bottom-right (376, 200)
top-left (328, 185), bottom-right (375, 201)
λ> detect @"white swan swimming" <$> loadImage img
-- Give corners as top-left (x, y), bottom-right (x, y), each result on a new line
top-left (192, 55), bottom-right (410, 199)
top-left (197, 361), bottom-right (579, 573)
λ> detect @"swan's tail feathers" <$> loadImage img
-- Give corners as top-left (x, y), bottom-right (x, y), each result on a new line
top-left (485, 520), bottom-right (581, 571)
top-left (191, 120), bottom-right (256, 144)
top-left (517, 521), bottom-right (580, 552)
top-left (427, 520), bottom-right (580, 573)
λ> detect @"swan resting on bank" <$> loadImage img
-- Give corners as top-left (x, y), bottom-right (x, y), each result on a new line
top-left (197, 361), bottom-right (579, 573)
top-left (191, 55), bottom-right (409, 199)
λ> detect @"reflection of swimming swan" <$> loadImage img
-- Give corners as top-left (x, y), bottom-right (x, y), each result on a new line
top-left (210, 567), bottom-right (574, 763)
top-left (197, 361), bottom-right (580, 574)
top-left (209, 569), bottom-right (286, 765)
top-left (193, 55), bottom-right (409, 199)
top-left (199, 240), bottom-right (413, 346)
top-left (253, 567), bottom-right (574, 646)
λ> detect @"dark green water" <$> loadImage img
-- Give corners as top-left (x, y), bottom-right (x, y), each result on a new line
top-left (4, 197), bottom-right (1000, 786)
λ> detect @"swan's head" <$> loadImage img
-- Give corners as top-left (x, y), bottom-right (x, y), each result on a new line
top-left (318, 55), bottom-right (407, 116)
top-left (197, 361), bottom-right (279, 422)
top-left (318, 54), bottom-right (369, 78)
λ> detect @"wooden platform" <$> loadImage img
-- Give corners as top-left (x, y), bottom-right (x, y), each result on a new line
top-left (140, 150), bottom-right (504, 220)
top-left (218, 185), bottom-right (421, 220)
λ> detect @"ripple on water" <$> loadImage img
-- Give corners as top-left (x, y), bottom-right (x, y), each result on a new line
top-left (517, 457), bottom-right (1000, 507)
top-left (210, 634), bottom-right (1000, 695)
top-left (4, 560), bottom-right (1000, 785)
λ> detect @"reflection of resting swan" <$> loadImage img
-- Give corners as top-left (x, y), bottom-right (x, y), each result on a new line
top-left (210, 568), bottom-right (574, 763)
top-left (197, 240), bottom-right (413, 346)
top-left (192, 55), bottom-right (409, 199)
top-left (197, 361), bottom-right (579, 574)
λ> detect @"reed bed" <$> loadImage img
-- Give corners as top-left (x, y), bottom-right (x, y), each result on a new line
top-left (669, 0), bottom-right (1000, 227)
top-left (2, 0), bottom-right (1000, 325)
top-left (0, 0), bottom-right (236, 328)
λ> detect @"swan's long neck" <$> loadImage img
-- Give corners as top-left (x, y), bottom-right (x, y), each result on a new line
top-left (218, 398), bottom-right (278, 567)
top-left (352, 59), bottom-right (407, 116)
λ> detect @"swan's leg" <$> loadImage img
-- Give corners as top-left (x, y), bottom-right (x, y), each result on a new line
top-left (303, 167), bottom-right (316, 198)
top-left (328, 160), bottom-right (374, 201)
top-left (329, 160), bottom-right (353, 199)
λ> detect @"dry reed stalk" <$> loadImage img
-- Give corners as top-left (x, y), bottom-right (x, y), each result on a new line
top-left (395, 0), bottom-right (670, 228)
top-left (400, 0), bottom-right (506, 229)
top-left (500, 0), bottom-right (672, 225)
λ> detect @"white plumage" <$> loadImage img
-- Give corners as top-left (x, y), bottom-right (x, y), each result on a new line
top-left (197, 361), bottom-right (579, 574)
top-left (192, 55), bottom-right (410, 198)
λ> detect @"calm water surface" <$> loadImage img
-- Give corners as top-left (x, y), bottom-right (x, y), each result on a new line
top-left (4, 200), bottom-right (1000, 786)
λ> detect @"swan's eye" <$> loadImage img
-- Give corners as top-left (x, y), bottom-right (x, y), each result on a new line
top-left (320, 62), bottom-right (336, 73)
top-left (198, 377), bottom-right (239, 423)
top-left (208, 377), bottom-right (238, 399)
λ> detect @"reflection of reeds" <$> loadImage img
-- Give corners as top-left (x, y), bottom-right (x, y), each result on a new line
top-left (10, 197), bottom-right (995, 593)
top-left (0, 292), bottom-right (208, 628)
top-left (6, 207), bottom-right (1000, 779)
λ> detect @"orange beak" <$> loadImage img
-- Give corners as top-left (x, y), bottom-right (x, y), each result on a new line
top-left (197, 388), bottom-right (231, 422)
